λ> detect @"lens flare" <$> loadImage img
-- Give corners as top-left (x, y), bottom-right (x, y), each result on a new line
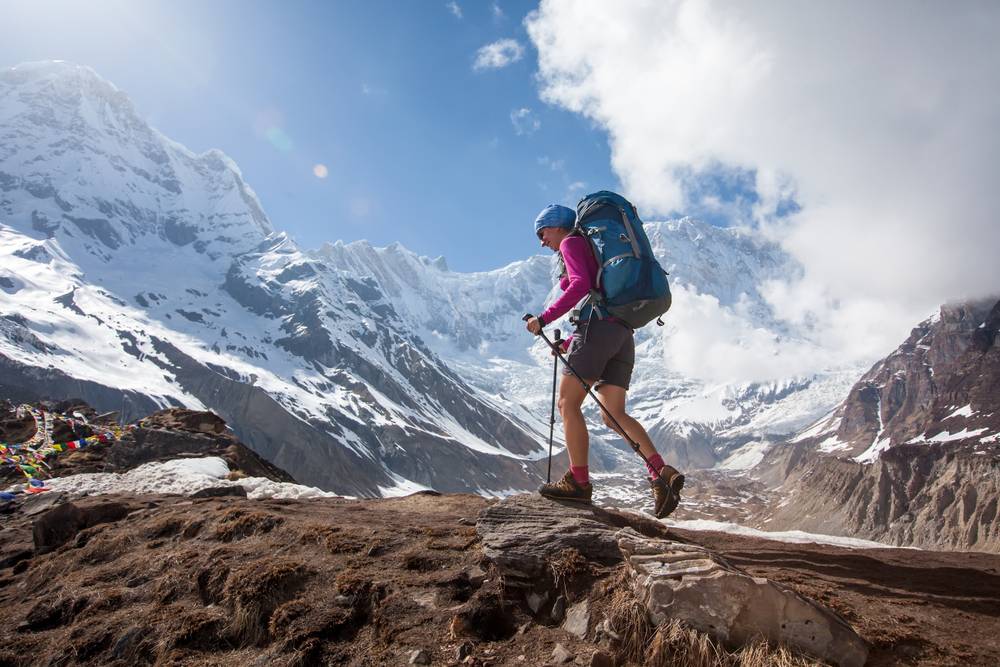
top-left (265, 127), bottom-right (294, 152)
top-left (313, 164), bottom-right (329, 179)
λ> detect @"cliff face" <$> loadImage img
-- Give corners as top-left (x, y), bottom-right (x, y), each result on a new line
top-left (758, 440), bottom-right (1000, 551)
top-left (818, 298), bottom-right (999, 461)
top-left (755, 298), bottom-right (1000, 551)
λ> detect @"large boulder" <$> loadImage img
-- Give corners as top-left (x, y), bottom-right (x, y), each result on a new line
top-left (618, 532), bottom-right (869, 667)
top-left (476, 494), bottom-right (668, 585)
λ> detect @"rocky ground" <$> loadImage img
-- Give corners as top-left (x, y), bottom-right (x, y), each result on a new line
top-left (1, 489), bottom-right (998, 666)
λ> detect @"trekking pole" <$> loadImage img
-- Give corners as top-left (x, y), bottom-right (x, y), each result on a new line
top-left (523, 314), bottom-right (654, 470)
top-left (546, 329), bottom-right (562, 483)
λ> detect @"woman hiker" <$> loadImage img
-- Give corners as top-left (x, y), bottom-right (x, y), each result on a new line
top-left (525, 203), bottom-right (685, 519)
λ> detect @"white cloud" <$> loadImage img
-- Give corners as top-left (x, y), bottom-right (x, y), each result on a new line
top-left (446, 1), bottom-right (462, 19)
top-left (492, 2), bottom-right (504, 20)
top-left (526, 1), bottom-right (1000, 364)
top-left (537, 155), bottom-right (564, 172)
top-left (474, 38), bottom-right (525, 71)
top-left (510, 107), bottom-right (541, 135)
top-left (660, 284), bottom-right (832, 384)
top-left (563, 181), bottom-right (587, 204)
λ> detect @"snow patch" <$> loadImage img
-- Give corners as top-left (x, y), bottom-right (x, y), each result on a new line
top-left (665, 518), bottom-right (913, 550)
top-left (33, 457), bottom-right (339, 500)
top-left (716, 440), bottom-right (770, 471)
top-left (853, 436), bottom-right (892, 464)
top-left (377, 470), bottom-right (435, 497)
top-left (817, 434), bottom-right (851, 453)
top-left (924, 427), bottom-right (989, 443)
top-left (945, 404), bottom-right (975, 419)
top-left (791, 407), bottom-right (839, 443)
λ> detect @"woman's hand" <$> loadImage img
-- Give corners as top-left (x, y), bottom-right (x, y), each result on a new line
top-left (525, 316), bottom-right (542, 335)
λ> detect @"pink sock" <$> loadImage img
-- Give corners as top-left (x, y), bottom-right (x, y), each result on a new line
top-left (646, 454), bottom-right (665, 479)
top-left (570, 465), bottom-right (589, 486)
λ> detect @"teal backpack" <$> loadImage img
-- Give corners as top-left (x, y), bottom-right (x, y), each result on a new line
top-left (573, 191), bottom-right (671, 329)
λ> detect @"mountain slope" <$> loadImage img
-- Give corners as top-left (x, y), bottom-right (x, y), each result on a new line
top-left (753, 298), bottom-right (1000, 550)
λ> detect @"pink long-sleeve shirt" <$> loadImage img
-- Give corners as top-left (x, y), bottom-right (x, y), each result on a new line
top-left (539, 235), bottom-right (599, 349)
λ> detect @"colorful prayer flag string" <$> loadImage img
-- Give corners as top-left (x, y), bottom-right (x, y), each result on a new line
top-left (1, 405), bottom-right (132, 497)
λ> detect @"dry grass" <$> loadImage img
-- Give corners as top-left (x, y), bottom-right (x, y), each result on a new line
top-left (646, 620), bottom-right (826, 667)
top-left (605, 568), bottom-right (656, 664)
top-left (222, 558), bottom-right (311, 645)
top-left (548, 547), bottom-right (592, 593)
top-left (604, 567), bottom-right (825, 667)
top-left (214, 508), bottom-right (283, 542)
top-left (647, 620), bottom-right (726, 667)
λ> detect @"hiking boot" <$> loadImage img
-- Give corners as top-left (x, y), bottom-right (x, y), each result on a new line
top-left (650, 466), bottom-right (685, 519)
top-left (538, 470), bottom-right (592, 503)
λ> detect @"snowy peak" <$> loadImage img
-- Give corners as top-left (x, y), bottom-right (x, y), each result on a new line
top-left (0, 60), bottom-right (272, 260)
top-left (648, 218), bottom-right (798, 316)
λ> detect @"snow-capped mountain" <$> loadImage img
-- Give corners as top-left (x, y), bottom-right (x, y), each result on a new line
top-left (0, 62), bottom-right (549, 496)
top-left (1, 61), bottom-right (862, 496)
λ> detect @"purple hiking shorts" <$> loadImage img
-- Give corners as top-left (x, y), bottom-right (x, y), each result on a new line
top-left (563, 318), bottom-right (635, 390)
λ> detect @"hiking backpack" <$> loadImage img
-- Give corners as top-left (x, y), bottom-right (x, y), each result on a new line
top-left (572, 191), bottom-right (671, 329)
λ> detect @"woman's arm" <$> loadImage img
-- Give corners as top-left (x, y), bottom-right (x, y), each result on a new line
top-left (538, 236), bottom-right (595, 325)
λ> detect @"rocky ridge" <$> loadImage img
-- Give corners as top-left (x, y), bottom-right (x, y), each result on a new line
top-left (752, 298), bottom-right (1000, 551)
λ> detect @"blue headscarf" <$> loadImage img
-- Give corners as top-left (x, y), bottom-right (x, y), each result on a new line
top-left (533, 204), bottom-right (576, 236)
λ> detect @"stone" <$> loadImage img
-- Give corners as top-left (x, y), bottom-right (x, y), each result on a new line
top-left (526, 590), bottom-right (549, 614)
top-left (550, 595), bottom-right (566, 623)
top-left (32, 500), bottom-right (130, 553)
top-left (408, 648), bottom-right (430, 665)
top-left (476, 494), bottom-right (667, 586)
top-left (597, 619), bottom-right (621, 642)
top-left (561, 599), bottom-right (590, 639)
top-left (455, 641), bottom-right (474, 661)
top-left (466, 565), bottom-right (487, 587)
top-left (22, 491), bottom-right (66, 516)
top-left (551, 643), bottom-right (574, 664)
top-left (140, 407), bottom-right (227, 435)
top-left (589, 650), bottom-right (614, 667)
top-left (617, 531), bottom-right (869, 667)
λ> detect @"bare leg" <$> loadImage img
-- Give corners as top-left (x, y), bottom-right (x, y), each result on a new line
top-left (558, 373), bottom-right (596, 468)
top-left (595, 384), bottom-right (660, 460)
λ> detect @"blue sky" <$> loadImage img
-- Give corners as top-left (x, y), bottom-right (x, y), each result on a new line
top-left (1, 0), bottom-right (625, 272)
